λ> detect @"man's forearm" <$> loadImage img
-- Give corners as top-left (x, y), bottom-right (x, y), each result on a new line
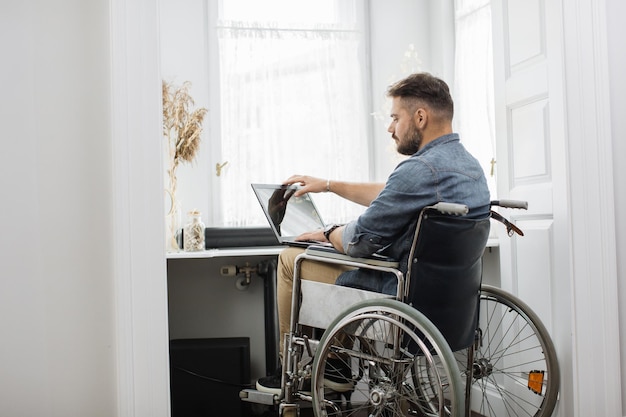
top-left (327, 181), bottom-right (384, 207)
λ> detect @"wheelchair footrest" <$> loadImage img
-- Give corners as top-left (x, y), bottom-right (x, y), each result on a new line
top-left (239, 388), bottom-right (277, 405)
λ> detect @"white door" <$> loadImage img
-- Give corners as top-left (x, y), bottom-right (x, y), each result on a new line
top-left (491, 0), bottom-right (570, 415)
top-left (492, 0), bottom-right (622, 413)
top-left (492, 0), bottom-right (565, 328)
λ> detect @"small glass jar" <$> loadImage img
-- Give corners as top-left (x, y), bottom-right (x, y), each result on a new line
top-left (183, 209), bottom-right (205, 251)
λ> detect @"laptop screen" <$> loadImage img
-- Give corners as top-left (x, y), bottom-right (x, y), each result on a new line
top-left (251, 184), bottom-right (326, 241)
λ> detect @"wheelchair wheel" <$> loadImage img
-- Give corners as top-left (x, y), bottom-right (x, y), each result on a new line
top-left (457, 285), bottom-right (560, 417)
top-left (310, 298), bottom-right (464, 417)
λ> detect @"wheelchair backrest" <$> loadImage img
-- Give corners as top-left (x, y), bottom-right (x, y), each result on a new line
top-left (405, 208), bottom-right (491, 352)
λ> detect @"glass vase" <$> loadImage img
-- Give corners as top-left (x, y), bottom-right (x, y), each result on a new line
top-left (165, 190), bottom-right (182, 252)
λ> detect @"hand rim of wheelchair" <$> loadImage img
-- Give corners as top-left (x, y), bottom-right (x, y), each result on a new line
top-left (310, 298), bottom-right (465, 417)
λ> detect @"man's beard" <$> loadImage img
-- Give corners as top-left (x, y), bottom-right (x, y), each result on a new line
top-left (396, 123), bottom-right (422, 156)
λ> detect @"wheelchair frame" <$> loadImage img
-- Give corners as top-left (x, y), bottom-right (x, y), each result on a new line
top-left (241, 200), bottom-right (560, 417)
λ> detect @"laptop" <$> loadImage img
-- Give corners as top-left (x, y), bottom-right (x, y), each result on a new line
top-left (251, 183), bottom-right (332, 248)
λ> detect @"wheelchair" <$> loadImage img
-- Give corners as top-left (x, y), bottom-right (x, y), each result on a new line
top-left (241, 201), bottom-right (560, 417)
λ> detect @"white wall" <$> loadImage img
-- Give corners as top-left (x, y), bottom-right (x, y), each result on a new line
top-left (368, 0), bottom-right (431, 180)
top-left (607, 0), bottom-right (626, 412)
top-left (0, 1), bottom-right (117, 416)
top-left (368, 0), bottom-right (455, 181)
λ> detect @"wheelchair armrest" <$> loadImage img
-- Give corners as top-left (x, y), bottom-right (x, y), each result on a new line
top-left (305, 245), bottom-right (400, 268)
top-left (430, 202), bottom-right (469, 215)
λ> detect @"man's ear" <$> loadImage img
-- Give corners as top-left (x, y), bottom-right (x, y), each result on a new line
top-left (414, 108), bottom-right (427, 128)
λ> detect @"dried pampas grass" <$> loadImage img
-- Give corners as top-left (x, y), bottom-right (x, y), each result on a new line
top-left (162, 80), bottom-right (208, 204)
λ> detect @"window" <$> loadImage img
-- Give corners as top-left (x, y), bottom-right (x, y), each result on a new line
top-left (211, 0), bottom-right (371, 227)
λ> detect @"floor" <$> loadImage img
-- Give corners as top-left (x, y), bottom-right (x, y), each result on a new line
top-left (247, 402), bottom-right (485, 417)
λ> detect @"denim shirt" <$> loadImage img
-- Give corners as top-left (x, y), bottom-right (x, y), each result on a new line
top-left (336, 133), bottom-right (490, 295)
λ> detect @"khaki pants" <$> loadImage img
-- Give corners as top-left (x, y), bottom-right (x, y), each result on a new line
top-left (277, 247), bottom-right (354, 356)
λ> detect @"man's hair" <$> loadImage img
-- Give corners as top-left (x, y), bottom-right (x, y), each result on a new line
top-left (386, 72), bottom-right (454, 120)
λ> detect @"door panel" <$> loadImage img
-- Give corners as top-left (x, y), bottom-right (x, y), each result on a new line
top-left (515, 218), bottom-right (554, 333)
top-left (510, 98), bottom-right (550, 181)
top-left (506, 0), bottom-right (544, 68)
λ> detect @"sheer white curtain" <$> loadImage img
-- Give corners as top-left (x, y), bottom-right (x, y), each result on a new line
top-left (216, 0), bottom-right (370, 226)
top-left (454, 0), bottom-right (497, 197)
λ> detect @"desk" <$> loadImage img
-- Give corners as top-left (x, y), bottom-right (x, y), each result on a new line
top-left (167, 237), bottom-right (498, 260)
top-left (167, 246), bottom-right (285, 259)
top-left (167, 247), bottom-right (283, 376)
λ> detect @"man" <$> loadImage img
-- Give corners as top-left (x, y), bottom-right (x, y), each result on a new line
top-left (257, 72), bottom-right (490, 394)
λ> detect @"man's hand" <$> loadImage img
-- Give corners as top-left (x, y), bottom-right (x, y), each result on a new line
top-left (294, 229), bottom-right (325, 243)
top-left (283, 175), bottom-right (326, 197)
top-left (284, 174), bottom-right (384, 207)
top-left (295, 226), bottom-right (345, 253)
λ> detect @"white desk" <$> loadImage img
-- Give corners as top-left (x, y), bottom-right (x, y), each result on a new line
top-left (167, 246), bottom-right (285, 259)
top-left (166, 237), bottom-right (498, 259)
top-left (167, 246), bottom-right (283, 375)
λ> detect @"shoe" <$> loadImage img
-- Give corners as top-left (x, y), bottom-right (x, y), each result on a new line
top-left (256, 365), bottom-right (313, 395)
top-left (323, 358), bottom-right (354, 392)
top-left (256, 367), bottom-right (282, 395)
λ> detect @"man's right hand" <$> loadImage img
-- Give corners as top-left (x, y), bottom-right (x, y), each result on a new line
top-left (283, 175), bottom-right (327, 197)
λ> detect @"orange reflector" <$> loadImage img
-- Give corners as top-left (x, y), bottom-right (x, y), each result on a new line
top-left (528, 370), bottom-right (545, 395)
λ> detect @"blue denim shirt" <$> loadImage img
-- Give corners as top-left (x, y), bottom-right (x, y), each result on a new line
top-left (336, 133), bottom-right (490, 294)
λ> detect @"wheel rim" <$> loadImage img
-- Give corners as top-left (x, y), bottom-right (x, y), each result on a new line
top-left (311, 299), bottom-right (463, 417)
